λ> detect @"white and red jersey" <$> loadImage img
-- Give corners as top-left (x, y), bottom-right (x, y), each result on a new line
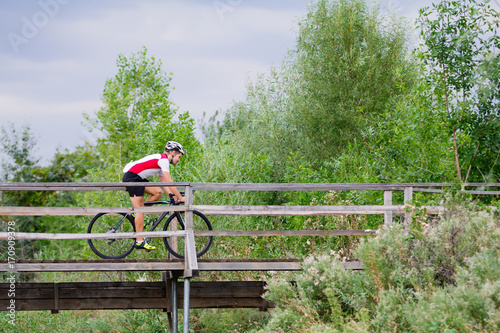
top-left (123, 153), bottom-right (170, 179)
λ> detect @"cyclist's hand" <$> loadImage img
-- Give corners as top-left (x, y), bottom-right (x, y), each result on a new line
top-left (176, 196), bottom-right (185, 204)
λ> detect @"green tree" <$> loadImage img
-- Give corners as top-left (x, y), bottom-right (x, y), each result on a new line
top-left (83, 47), bottom-right (200, 190)
top-left (209, 0), bottom-right (414, 184)
top-left (0, 124), bottom-right (93, 259)
top-left (85, 46), bottom-right (199, 166)
top-left (418, 0), bottom-right (500, 183)
top-left (289, 0), bottom-right (413, 161)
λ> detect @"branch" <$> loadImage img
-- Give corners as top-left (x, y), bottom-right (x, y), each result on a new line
top-left (464, 142), bottom-right (480, 184)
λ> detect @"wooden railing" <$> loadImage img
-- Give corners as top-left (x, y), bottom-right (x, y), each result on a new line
top-left (1, 182), bottom-right (498, 269)
top-left (1, 182), bottom-right (499, 273)
top-left (1, 182), bottom-right (498, 331)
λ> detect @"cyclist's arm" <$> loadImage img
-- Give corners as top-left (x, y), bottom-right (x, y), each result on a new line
top-left (159, 172), bottom-right (184, 202)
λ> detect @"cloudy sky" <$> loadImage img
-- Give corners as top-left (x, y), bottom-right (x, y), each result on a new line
top-left (0, 0), bottom-right (459, 165)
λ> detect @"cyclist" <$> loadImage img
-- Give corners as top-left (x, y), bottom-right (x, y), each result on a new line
top-left (122, 141), bottom-right (185, 251)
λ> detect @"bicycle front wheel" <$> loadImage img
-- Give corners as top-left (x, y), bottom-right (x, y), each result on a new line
top-left (163, 210), bottom-right (213, 259)
top-left (87, 213), bottom-right (136, 259)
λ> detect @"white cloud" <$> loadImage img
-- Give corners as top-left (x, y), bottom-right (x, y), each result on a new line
top-left (0, 0), bottom-right (428, 166)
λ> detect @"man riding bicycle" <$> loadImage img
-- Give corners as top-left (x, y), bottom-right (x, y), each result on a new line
top-left (122, 141), bottom-right (185, 251)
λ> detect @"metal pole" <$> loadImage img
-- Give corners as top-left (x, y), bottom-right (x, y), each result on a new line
top-left (172, 278), bottom-right (178, 333)
top-left (183, 278), bottom-right (190, 333)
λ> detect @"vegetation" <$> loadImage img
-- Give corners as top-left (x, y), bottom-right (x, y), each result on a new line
top-left (1, 0), bottom-right (499, 331)
top-left (260, 195), bottom-right (500, 332)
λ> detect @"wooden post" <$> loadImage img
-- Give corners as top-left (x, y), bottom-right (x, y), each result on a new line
top-left (181, 185), bottom-right (197, 333)
top-left (404, 187), bottom-right (413, 232)
top-left (51, 283), bottom-right (59, 314)
top-left (384, 190), bottom-right (393, 226)
top-left (182, 185), bottom-right (198, 278)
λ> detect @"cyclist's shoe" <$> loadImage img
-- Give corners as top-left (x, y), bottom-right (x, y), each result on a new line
top-left (135, 241), bottom-right (156, 252)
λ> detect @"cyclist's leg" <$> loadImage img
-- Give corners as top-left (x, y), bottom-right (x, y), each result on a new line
top-left (130, 195), bottom-right (146, 242)
top-left (132, 187), bottom-right (163, 251)
top-left (129, 195), bottom-right (156, 251)
top-left (144, 186), bottom-right (163, 203)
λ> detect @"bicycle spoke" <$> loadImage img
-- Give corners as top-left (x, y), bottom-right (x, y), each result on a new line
top-left (163, 211), bottom-right (213, 259)
top-left (87, 213), bottom-right (136, 259)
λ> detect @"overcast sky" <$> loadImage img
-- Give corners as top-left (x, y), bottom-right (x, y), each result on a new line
top-left (0, 0), bottom-right (472, 165)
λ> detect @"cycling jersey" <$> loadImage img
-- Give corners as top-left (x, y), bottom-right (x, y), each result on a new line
top-left (123, 153), bottom-right (170, 179)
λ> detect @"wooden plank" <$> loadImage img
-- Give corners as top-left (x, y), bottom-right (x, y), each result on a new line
top-left (1, 182), bottom-right (499, 192)
top-left (193, 205), bottom-right (407, 216)
top-left (0, 229), bottom-right (374, 242)
top-left (0, 182), bottom-right (189, 191)
top-left (0, 206), bottom-right (186, 216)
top-left (191, 183), bottom-right (408, 191)
top-left (0, 230), bottom-right (185, 240)
top-left (0, 295), bottom-right (269, 311)
top-left (468, 190), bottom-right (500, 195)
top-left (0, 284), bottom-right (167, 299)
top-left (0, 281), bottom-right (271, 311)
top-left (195, 230), bottom-right (377, 236)
top-left (0, 259), bottom-right (304, 272)
top-left (0, 261), bottom-right (184, 272)
top-left (0, 204), bottom-right (445, 219)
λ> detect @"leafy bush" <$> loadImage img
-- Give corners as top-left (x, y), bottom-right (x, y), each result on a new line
top-left (259, 195), bottom-right (500, 332)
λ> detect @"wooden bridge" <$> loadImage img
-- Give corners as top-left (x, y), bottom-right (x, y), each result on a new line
top-left (1, 182), bottom-right (498, 332)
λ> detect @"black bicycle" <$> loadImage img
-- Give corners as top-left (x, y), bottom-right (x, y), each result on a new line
top-left (87, 194), bottom-right (213, 259)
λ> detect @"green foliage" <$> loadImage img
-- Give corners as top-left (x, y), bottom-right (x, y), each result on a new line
top-left (206, 0), bottom-right (415, 188)
top-left (417, 0), bottom-right (500, 182)
top-left (371, 77), bottom-right (456, 182)
top-left (190, 308), bottom-right (269, 332)
top-left (260, 254), bottom-right (374, 332)
top-left (0, 124), bottom-right (94, 261)
top-left (289, 0), bottom-right (413, 161)
top-left (405, 248), bottom-right (500, 332)
top-left (84, 46), bottom-right (200, 165)
top-left (260, 195), bottom-right (500, 332)
top-left (7, 309), bottom-right (174, 333)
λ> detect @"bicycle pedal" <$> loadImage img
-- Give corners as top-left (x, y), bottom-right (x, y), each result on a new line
top-left (146, 249), bottom-right (151, 252)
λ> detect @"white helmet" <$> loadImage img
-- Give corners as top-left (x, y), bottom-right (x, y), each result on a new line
top-left (165, 141), bottom-right (185, 154)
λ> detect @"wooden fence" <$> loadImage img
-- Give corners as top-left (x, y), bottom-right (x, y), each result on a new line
top-left (1, 182), bottom-right (498, 332)
top-left (1, 182), bottom-right (499, 276)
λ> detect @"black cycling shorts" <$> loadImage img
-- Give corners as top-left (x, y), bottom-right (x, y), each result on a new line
top-left (122, 172), bottom-right (149, 197)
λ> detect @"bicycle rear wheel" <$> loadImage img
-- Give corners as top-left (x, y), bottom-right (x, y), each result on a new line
top-left (162, 210), bottom-right (213, 259)
top-left (87, 212), bottom-right (136, 259)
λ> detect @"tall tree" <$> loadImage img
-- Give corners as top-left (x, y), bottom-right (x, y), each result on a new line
top-left (418, 0), bottom-right (500, 183)
top-left (289, 0), bottom-right (413, 160)
top-left (85, 46), bottom-right (199, 167)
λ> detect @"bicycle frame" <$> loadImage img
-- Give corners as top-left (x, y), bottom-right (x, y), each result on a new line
top-left (142, 200), bottom-right (182, 233)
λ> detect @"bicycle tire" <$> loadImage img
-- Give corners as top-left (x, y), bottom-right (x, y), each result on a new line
top-left (87, 212), bottom-right (136, 259)
top-left (162, 210), bottom-right (213, 259)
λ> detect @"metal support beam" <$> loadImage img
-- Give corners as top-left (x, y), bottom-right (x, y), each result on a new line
top-left (183, 278), bottom-right (190, 333)
top-left (172, 278), bottom-right (178, 333)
